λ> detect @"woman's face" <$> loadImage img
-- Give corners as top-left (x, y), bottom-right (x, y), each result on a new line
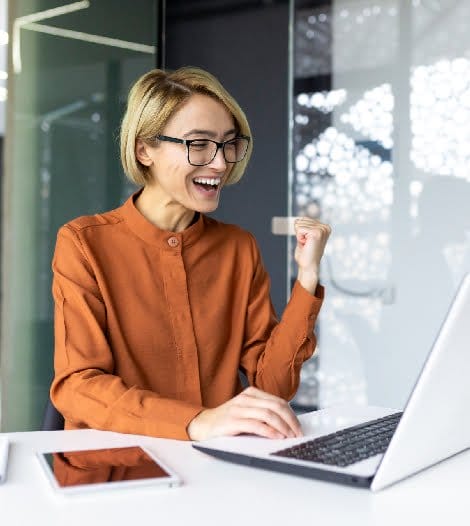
top-left (137, 93), bottom-right (237, 214)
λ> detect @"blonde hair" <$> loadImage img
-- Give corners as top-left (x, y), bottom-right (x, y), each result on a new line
top-left (120, 66), bottom-right (253, 186)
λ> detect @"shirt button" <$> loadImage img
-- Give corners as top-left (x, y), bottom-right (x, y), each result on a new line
top-left (167, 236), bottom-right (179, 247)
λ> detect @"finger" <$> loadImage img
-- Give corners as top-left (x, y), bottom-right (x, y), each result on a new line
top-left (294, 223), bottom-right (331, 245)
top-left (294, 216), bottom-right (322, 227)
top-left (295, 223), bottom-right (331, 238)
top-left (222, 418), bottom-right (285, 439)
top-left (241, 387), bottom-right (300, 413)
top-left (228, 406), bottom-right (295, 438)
top-left (237, 390), bottom-right (302, 437)
top-left (301, 230), bottom-right (326, 248)
top-left (294, 217), bottom-right (331, 230)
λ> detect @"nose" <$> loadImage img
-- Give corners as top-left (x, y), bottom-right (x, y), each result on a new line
top-left (208, 146), bottom-right (227, 171)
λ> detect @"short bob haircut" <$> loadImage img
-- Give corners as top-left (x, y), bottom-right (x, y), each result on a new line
top-left (120, 66), bottom-right (253, 187)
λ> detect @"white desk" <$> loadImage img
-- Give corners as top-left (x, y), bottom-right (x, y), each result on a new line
top-left (1, 406), bottom-right (469, 526)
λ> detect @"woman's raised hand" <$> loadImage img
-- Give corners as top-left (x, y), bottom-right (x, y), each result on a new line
top-left (294, 216), bottom-right (331, 294)
top-left (187, 386), bottom-right (303, 441)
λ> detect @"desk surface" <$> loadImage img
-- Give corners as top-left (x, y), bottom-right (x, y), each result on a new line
top-left (1, 405), bottom-right (469, 526)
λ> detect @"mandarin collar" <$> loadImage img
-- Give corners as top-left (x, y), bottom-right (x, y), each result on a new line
top-left (120, 190), bottom-right (205, 249)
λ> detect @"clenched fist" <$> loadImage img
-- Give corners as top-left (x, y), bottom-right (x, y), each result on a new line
top-left (294, 217), bottom-right (331, 294)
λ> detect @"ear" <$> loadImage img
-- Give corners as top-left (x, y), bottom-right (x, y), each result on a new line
top-left (135, 139), bottom-right (154, 167)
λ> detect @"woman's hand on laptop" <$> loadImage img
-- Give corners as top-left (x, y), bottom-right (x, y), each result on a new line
top-left (187, 387), bottom-right (303, 441)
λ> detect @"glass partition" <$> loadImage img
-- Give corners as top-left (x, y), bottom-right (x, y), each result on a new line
top-left (290, 0), bottom-right (470, 410)
top-left (1, 0), bottom-right (157, 431)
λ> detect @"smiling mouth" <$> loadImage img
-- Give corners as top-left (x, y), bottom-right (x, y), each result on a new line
top-left (193, 177), bottom-right (221, 192)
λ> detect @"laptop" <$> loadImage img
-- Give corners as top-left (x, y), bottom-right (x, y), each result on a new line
top-left (193, 273), bottom-right (470, 491)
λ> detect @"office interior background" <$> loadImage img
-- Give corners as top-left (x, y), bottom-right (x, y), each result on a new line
top-left (0, 0), bottom-right (469, 432)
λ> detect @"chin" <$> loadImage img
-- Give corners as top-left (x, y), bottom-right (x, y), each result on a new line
top-left (191, 195), bottom-right (220, 213)
top-left (197, 202), bottom-right (219, 213)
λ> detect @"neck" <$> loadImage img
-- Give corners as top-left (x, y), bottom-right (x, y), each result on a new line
top-left (135, 186), bottom-right (195, 232)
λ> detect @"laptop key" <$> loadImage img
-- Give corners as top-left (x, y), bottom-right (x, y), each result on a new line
top-left (272, 412), bottom-right (403, 467)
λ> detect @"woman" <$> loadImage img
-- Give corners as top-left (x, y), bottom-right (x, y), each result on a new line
top-left (51, 66), bottom-right (331, 441)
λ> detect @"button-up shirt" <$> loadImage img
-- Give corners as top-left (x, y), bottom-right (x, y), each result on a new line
top-left (51, 191), bottom-right (324, 440)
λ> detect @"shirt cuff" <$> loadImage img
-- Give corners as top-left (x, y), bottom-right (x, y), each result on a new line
top-left (293, 279), bottom-right (324, 305)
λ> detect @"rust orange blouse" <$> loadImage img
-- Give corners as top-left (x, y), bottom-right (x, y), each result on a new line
top-left (51, 191), bottom-right (324, 440)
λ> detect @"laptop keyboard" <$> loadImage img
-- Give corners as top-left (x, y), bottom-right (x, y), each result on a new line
top-left (272, 412), bottom-right (403, 467)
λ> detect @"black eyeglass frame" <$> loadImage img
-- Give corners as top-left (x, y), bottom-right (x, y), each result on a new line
top-left (155, 134), bottom-right (251, 166)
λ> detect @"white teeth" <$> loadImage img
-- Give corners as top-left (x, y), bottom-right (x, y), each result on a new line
top-left (193, 177), bottom-right (220, 186)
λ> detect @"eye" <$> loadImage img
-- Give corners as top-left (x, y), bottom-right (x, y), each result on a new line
top-left (224, 139), bottom-right (237, 150)
top-left (189, 140), bottom-right (211, 151)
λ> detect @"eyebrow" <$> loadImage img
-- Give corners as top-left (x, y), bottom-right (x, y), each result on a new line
top-left (182, 128), bottom-right (238, 139)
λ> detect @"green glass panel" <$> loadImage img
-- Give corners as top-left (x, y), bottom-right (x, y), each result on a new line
top-left (1, 0), bottom-right (157, 431)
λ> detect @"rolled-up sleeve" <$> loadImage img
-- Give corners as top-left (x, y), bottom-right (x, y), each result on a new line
top-left (239, 234), bottom-right (324, 400)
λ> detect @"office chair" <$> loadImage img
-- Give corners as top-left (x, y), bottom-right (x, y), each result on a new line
top-left (41, 398), bottom-right (64, 431)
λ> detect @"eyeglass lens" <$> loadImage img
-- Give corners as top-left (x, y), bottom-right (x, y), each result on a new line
top-left (188, 138), bottom-right (248, 166)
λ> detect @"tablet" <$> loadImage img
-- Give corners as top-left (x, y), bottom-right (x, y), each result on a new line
top-left (37, 445), bottom-right (181, 495)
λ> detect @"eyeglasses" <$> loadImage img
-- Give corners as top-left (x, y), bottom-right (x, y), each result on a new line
top-left (155, 134), bottom-right (251, 166)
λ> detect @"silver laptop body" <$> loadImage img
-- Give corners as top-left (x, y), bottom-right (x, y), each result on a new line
top-left (193, 273), bottom-right (470, 491)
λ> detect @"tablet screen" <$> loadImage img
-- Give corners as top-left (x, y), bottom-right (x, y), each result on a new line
top-left (39, 446), bottom-right (179, 491)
